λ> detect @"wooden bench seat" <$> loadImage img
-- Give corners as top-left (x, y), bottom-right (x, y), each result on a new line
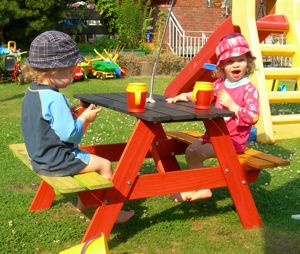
top-left (9, 143), bottom-right (113, 196)
top-left (166, 131), bottom-right (290, 171)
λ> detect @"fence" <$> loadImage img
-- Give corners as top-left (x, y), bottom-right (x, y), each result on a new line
top-left (167, 12), bottom-right (212, 60)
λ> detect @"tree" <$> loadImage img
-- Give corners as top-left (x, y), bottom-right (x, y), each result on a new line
top-left (96, 0), bottom-right (118, 34)
top-left (0, 0), bottom-right (19, 44)
top-left (96, 0), bottom-right (153, 48)
top-left (2, 0), bottom-right (72, 49)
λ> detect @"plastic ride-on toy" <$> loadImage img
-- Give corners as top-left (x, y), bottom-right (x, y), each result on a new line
top-left (0, 41), bottom-right (27, 84)
top-left (90, 69), bottom-right (115, 80)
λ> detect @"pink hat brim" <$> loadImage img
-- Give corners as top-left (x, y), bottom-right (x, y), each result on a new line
top-left (216, 47), bottom-right (253, 66)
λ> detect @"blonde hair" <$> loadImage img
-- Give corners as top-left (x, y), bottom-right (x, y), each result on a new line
top-left (213, 53), bottom-right (256, 79)
top-left (21, 63), bottom-right (71, 84)
top-left (22, 63), bottom-right (55, 83)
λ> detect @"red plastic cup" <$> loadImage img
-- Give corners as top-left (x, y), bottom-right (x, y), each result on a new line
top-left (126, 83), bottom-right (147, 113)
top-left (192, 82), bottom-right (214, 109)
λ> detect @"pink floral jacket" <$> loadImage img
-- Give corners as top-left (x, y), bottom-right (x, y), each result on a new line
top-left (202, 77), bottom-right (260, 153)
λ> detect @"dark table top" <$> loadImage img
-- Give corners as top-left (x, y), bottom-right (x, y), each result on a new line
top-left (74, 93), bottom-right (234, 123)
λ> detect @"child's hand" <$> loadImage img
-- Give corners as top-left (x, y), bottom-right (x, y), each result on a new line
top-left (79, 104), bottom-right (102, 123)
top-left (218, 90), bottom-right (239, 114)
top-left (166, 93), bottom-right (191, 103)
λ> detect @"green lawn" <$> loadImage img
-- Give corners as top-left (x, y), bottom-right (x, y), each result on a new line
top-left (1, 77), bottom-right (299, 254)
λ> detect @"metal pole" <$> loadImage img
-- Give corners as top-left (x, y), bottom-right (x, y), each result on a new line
top-left (146, 0), bottom-right (175, 103)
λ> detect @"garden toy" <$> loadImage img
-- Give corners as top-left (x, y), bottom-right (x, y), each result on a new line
top-left (77, 55), bottom-right (117, 80)
top-left (89, 60), bottom-right (116, 79)
top-left (59, 233), bottom-right (110, 254)
top-left (90, 69), bottom-right (115, 80)
top-left (0, 40), bottom-right (27, 84)
top-left (92, 60), bottom-right (117, 72)
top-left (72, 65), bottom-right (86, 81)
top-left (94, 48), bottom-right (124, 76)
top-left (164, 0), bottom-right (300, 143)
top-left (72, 61), bottom-right (90, 81)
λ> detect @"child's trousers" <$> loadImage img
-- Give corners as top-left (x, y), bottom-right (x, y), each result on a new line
top-left (185, 140), bottom-right (215, 168)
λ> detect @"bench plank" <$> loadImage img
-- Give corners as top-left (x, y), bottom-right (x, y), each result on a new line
top-left (74, 172), bottom-right (113, 190)
top-left (9, 144), bottom-right (87, 194)
top-left (244, 149), bottom-right (290, 167)
top-left (166, 131), bottom-right (199, 144)
top-left (9, 143), bottom-right (32, 168)
top-left (9, 143), bottom-right (113, 194)
top-left (238, 153), bottom-right (275, 170)
top-left (165, 131), bottom-right (289, 171)
top-left (42, 176), bottom-right (87, 194)
top-left (181, 130), bottom-right (203, 137)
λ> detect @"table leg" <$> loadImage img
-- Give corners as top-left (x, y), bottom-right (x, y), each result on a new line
top-left (204, 118), bottom-right (262, 229)
top-left (82, 120), bottom-right (156, 241)
top-left (149, 123), bottom-right (181, 172)
top-left (29, 180), bottom-right (56, 211)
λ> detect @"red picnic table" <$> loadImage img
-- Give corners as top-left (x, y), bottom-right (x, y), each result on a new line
top-left (74, 93), bottom-right (262, 242)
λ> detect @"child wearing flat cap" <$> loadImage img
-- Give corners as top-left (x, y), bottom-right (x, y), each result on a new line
top-left (166, 33), bottom-right (260, 202)
top-left (21, 31), bottom-right (134, 222)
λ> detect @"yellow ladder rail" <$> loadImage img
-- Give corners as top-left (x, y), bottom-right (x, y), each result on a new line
top-left (232, 0), bottom-right (300, 143)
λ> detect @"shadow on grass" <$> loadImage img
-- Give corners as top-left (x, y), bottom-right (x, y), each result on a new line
top-left (107, 141), bottom-right (296, 250)
top-left (258, 178), bottom-right (300, 254)
top-left (46, 142), bottom-right (297, 251)
top-left (108, 193), bottom-right (232, 249)
top-left (243, 142), bottom-right (299, 252)
top-left (0, 93), bottom-right (25, 103)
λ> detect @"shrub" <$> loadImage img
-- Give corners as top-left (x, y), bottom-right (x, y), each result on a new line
top-left (93, 36), bottom-right (119, 50)
top-left (150, 54), bottom-right (188, 75)
top-left (138, 43), bottom-right (152, 55)
top-left (118, 52), bottom-right (188, 76)
top-left (118, 53), bottom-right (143, 76)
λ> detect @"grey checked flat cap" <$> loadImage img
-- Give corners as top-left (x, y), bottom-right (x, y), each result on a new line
top-left (27, 31), bottom-right (83, 69)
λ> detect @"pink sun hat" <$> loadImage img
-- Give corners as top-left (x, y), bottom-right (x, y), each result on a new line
top-left (215, 33), bottom-right (255, 66)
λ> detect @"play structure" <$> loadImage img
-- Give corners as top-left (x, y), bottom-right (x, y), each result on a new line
top-left (164, 0), bottom-right (300, 144)
top-left (0, 41), bottom-right (27, 84)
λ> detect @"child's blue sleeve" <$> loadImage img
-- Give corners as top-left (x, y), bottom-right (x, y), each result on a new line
top-left (40, 92), bottom-right (84, 144)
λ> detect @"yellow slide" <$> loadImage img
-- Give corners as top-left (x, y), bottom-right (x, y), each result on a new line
top-left (232, 0), bottom-right (300, 143)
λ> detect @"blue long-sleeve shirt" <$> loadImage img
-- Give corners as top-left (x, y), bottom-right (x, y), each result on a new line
top-left (21, 83), bottom-right (87, 176)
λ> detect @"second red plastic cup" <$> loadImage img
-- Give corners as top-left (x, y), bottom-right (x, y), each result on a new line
top-left (192, 81), bottom-right (214, 109)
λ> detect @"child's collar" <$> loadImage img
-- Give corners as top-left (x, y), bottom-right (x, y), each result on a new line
top-left (31, 82), bottom-right (59, 92)
top-left (224, 77), bottom-right (249, 88)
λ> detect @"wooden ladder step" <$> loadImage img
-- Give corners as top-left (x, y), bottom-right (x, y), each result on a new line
top-left (260, 44), bottom-right (296, 57)
top-left (264, 68), bottom-right (300, 79)
top-left (268, 91), bottom-right (300, 104)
